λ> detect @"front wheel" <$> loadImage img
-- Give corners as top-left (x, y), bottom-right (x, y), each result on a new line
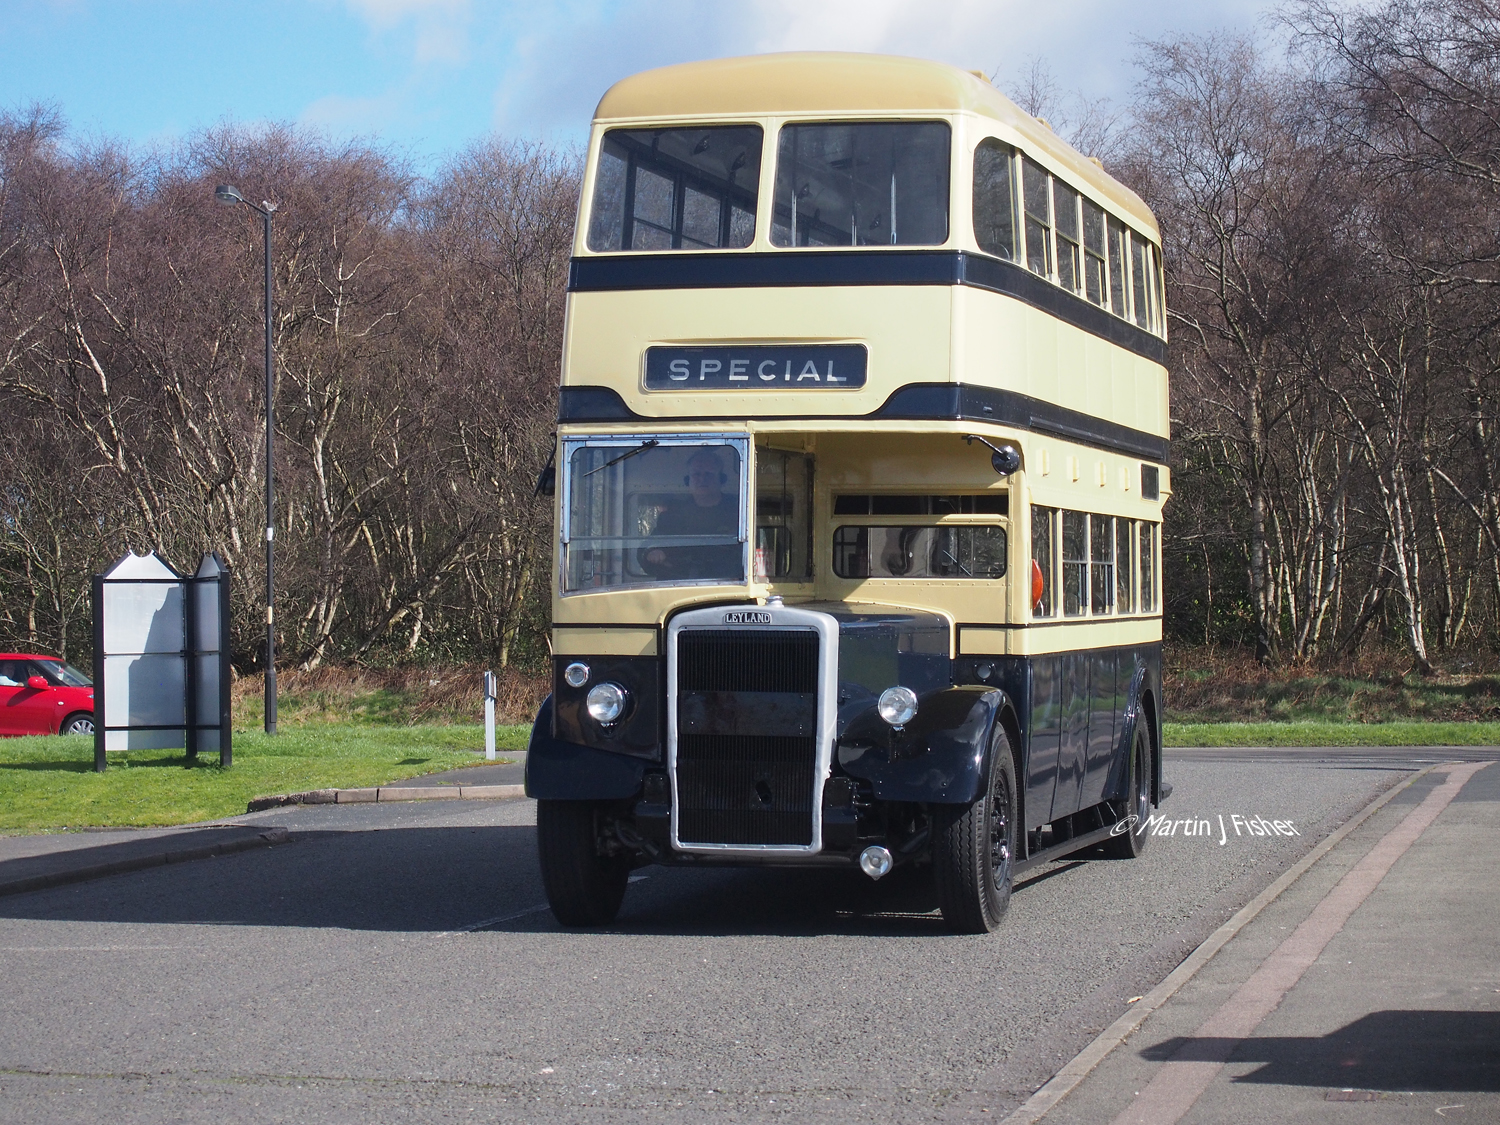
top-left (933, 726), bottom-right (1018, 934)
top-left (60, 713), bottom-right (94, 736)
top-left (1103, 723), bottom-right (1154, 859)
top-left (536, 800), bottom-right (631, 927)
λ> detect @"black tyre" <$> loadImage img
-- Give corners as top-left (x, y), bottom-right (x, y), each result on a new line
top-left (536, 800), bottom-right (631, 927)
top-left (1103, 723), bottom-right (1153, 859)
top-left (933, 726), bottom-right (1018, 934)
top-left (60, 713), bottom-right (94, 736)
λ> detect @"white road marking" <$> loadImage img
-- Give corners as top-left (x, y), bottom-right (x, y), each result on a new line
top-left (446, 904), bottom-right (551, 933)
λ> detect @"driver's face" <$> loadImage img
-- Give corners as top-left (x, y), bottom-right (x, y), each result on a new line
top-left (687, 456), bottom-right (724, 505)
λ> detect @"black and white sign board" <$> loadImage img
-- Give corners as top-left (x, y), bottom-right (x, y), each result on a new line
top-left (91, 551), bottom-right (232, 772)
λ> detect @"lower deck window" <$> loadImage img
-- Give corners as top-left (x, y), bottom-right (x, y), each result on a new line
top-left (833, 525), bottom-right (1007, 579)
top-left (1035, 505), bottom-right (1160, 616)
top-left (1062, 511), bottom-right (1087, 615)
top-left (1090, 514), bottom-right (1115, 615)
top-left (1140, 522), bottom-right (1158, 612)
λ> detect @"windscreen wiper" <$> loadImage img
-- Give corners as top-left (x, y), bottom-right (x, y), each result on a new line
top-left (582, 439), bottom-right (660, 478)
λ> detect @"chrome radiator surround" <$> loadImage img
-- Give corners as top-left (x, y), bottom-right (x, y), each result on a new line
top-left (666, 604), bottom-right (839, 857)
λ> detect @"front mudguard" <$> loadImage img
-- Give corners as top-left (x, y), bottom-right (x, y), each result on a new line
top-left (835, 687), bottom-right (1011, 805)
top-left (524, 696), bottom-right (646, 801)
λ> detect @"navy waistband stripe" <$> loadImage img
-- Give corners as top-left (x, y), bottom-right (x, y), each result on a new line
top-left (556, 381), bottom-right (1170, 464)
top-left (567, 250), bottom-right (1168, 366)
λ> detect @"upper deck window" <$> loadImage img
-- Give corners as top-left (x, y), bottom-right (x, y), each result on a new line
top-left (587, 126), bottom-right (762, 252)
top-left (972, 140), bottom-right (1016, 260)
top-left (1021, 157), bottom-right (1053, 277)
top-left (771, 122), bottom-right (950, 247)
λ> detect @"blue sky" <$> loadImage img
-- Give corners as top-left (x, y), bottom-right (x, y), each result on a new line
top-left (1, 0), bottom-right (1278, 169)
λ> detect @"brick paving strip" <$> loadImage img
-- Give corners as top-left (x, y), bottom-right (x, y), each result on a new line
top-left (986, 760), bottom-right (1475, 1125)
top-left (1102, 760), bottom-right (1490, 1125)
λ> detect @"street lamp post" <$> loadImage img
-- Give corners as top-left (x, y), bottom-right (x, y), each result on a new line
top-left (215, 184), bottom-right (279, 734)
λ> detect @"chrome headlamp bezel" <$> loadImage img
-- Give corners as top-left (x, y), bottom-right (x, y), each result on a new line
top-left (585, 681), bottom-right (629, 724)
top-left (876, 685), bottom-right (919, 729)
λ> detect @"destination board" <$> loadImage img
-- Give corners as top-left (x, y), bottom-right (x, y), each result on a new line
top-left (644, 345), bottom-right (867, 390)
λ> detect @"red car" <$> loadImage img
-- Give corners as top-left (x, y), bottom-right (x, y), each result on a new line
top-left (0, 654), bottom-right (95, 736)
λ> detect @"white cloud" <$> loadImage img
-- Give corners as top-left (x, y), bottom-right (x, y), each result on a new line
top-left (476, 0), bottom-right (1280, 141)
top-left (342, 0), bottom-right (472, 65)
top-left (746, 0), bottom-right (997, 57)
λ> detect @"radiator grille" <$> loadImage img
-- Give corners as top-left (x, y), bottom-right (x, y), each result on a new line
top-left (674, 629), bottom-right (819, 847)
top-left (677, 629), bottom-right (818, 693)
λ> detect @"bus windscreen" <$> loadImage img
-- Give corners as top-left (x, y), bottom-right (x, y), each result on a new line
top-left (587, 126), bottom-right (762, 252)
top-left (564, 439), bottom-right (748, 592)
top-left (772, 121), bottom-right (950, 248)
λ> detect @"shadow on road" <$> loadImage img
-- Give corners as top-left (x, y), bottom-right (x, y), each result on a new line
top-left (0, 821), bottom-right (1097, 938)
top-left (1142, 1010), bottom-right (1500, 1092)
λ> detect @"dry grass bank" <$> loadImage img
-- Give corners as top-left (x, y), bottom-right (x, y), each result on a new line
top-left (230, 664), bottom-right (548, 728)
top-left (1165, 645), bottom-right (1500, 723)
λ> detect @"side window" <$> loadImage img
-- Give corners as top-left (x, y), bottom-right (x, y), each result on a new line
top-left (973, 140), bottom-right (1016, 260)
top-left (755, 449), bottom-right (814, 580)
top-left (1054, 179), bottom-right (1081, 295)
top-left (1116, 518), bottom-right (1134, 613)
top-left (1131, 233), bottom-right (1152, 330)
top-left (1031, 505), bottom-right (1056, 617)
top-left (1022, 158), bottom-right (1053, 278)
top-left (1139, 521), bottom-right (1158, 613)
top-left (1082, 199), bottom-right (1107, 307)
top-left (1153, 243), bottom-right (1167, 334)
top-left (1061, 510), bottom-right (1087, 616)
top-left (1107, 215), bottom-right (1128, 319)
top-left (1090, 514), bottom-right (1114, 615)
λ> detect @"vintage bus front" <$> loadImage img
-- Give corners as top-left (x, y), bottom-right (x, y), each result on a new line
top-left (526, 54), bottom-right (1171, 933)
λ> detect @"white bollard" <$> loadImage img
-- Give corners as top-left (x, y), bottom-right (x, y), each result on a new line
top-left (483, 670), bottom-right (497, 761)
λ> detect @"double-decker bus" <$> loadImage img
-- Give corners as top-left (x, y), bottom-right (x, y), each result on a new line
top-left (525, 52), bottom-right (1172, 933)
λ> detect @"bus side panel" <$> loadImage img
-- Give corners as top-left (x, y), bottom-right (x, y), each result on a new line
top-left (1053, 651), bottom-right (1090, 820)
top-left (1102, 644), bottom-right (1163, 805)
top-left (1026, 656), bottom-right (1063, 829)
top-left (1079, 651), bottom-right (1120, 808)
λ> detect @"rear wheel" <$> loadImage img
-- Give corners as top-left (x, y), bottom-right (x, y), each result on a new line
top-left (1103, 723), bottom-right (1153, 859)
top-left (60, 713), bottom-right (94, 736)
top-left (933, 726), bottom-right (1018, 934)
top-left (536, 800), bottom-right (631, 927)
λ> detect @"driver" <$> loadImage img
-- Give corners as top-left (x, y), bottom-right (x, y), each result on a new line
top-left (641, 447), bottom-right (741, 579)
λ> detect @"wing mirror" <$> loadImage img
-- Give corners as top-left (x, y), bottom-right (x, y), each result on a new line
top-left (26, 675), bottom-right (49, 690)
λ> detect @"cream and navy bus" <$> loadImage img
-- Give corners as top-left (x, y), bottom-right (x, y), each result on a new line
top-left (525, 53), bottom-right (1172, 933)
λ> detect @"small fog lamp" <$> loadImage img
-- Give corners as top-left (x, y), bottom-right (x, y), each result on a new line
top-left (859, 845), bottom-right (894, 880)
top-left (586, 682), bottom-right (628, 724)
top-left (877, 686), bottom-right (919, 729)
top-left (563, 661), bottom-right (590, 688)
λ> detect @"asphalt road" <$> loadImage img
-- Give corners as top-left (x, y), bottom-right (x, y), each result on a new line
top-left (0, 748), bottom-right (1491, 1123)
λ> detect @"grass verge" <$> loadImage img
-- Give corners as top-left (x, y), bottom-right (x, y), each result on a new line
top-left (1164, 721), bottom-right (1500, 747)
top-left (0, 724), bottom-right (530, 834)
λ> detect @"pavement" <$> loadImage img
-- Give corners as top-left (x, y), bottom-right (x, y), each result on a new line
top-left (1022, 757), bottom-right (1499, 1124)
top-left (0, 754), bottom-right (529, 896)
top-left (0, 823), bottom-right (291, 898)
top-left (382, 755), bottom-right (526, 787)
top-left (243, 754), bottom-right (528, 809)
